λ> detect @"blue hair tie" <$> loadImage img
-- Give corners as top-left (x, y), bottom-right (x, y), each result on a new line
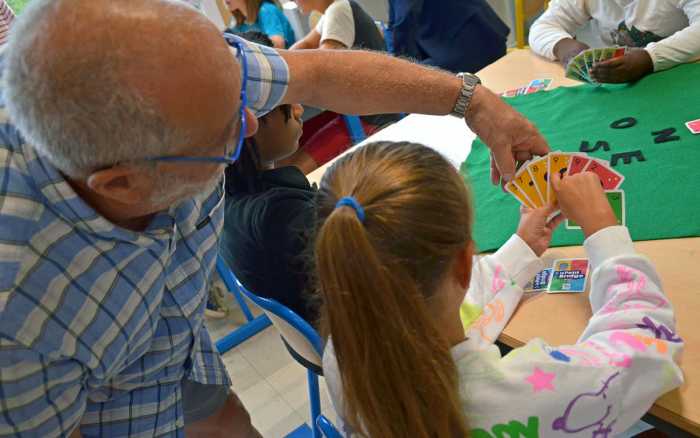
top-left (335, 196), bottom-right (366, 223)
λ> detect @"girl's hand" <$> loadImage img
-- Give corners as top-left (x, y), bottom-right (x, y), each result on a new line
top-left (516, 204), bottom-right (565, 257)
top-left (551, 172), bottom-right (618, 237)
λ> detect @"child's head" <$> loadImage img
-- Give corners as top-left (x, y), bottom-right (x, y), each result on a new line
top-left (225, 0), bottom-right (264, 25)
top-left (314, 141), bottom-right (473, 437)
top-left (225, 31), bottom-right (304, 194)
top-left (254, 102), bottom-right (304, 162)
top-left (294, 0), bottom-right (331, 15)
top-left (238, 31), bottom-right (303, 162)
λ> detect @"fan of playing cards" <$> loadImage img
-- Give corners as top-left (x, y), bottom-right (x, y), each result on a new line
top-left (505, 152), bottom-right (626, 229)
top-left (566, 47), bottom-right (629, 85)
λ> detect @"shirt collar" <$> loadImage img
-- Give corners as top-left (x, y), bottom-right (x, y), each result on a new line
top-left (24, 143), bottom-right (223, 244)
top-left (260, 166), bottom-right (312, 190)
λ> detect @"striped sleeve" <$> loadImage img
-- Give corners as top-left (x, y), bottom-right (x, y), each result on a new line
top-left (225, 33), bottom-right (289, 116)
top-left (0, 339), bottom-right (86, 438)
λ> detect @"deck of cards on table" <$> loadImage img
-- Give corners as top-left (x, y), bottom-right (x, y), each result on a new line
top-left (566, 47), bottom-right (628, 85)
top-left (500, 78), bottom-right (553, 98)
top-left (505, 152), bottom-right (626, 229)
top-left (524, 259), bottom-right (590, 294)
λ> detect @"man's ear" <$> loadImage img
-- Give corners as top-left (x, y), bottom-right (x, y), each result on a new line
top-left (85, 165), bottom-right (154, 205)
top-left (453, 241), bottom-right (475, 290)
top-left (244, 107), bottom-right (259, 138)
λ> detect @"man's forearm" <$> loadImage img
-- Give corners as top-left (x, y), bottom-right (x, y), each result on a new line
top-left (279, 49), bottom-right (461, 116)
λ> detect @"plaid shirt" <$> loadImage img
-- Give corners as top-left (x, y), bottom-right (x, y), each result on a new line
top-left (0, 35), bottom-right (288, 437)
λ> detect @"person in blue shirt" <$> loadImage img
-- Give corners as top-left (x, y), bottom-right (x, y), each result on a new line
top-left (225, 0), bottom-right (296, 48)
top-left (388, 0), bottom-right (509, 73)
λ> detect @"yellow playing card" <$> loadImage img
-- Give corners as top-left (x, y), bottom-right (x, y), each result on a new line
top-left (505, 181), bottom-right (535, 209)
top-left (512, 164), bottom-right (544, 208)
top-left (526, 157), bottom-right (549, 204)
top-left (547, 153), bottom-right (572, 204)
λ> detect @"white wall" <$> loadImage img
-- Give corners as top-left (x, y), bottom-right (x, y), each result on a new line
top-left (353, 0), bottom-right (388, 22)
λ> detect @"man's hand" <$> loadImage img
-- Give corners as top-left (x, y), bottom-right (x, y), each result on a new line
top-left (590, 49), bottom-right (654, 83)
top-left (553, 38), bottom-right (589, 68)
top-left (466, 85), bottom-right (550, 184)
top-left (517, 204), bottom-right (565, 256)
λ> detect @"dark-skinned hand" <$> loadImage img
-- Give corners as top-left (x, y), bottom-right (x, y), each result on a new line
top-left (553, 38), bottom-right (590, 68)
top-left (590, 49), bottom-right (654, 83)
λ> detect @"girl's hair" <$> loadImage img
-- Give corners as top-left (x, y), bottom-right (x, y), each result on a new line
top-left (231, 0), bottom-right (273, 25)
top-left (314, 141), bottom-right (473, 437)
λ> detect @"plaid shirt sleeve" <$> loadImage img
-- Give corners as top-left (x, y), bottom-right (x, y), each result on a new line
top-left (0, 338), bottom-right (86, 437)
top-left (187, 325), bottom-right (231, 387)
top-left (226, 34), bottom-right (290, 116)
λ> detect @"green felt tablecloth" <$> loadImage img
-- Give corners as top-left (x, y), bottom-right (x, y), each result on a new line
top-left (461, 63), bottom-right (700, 252)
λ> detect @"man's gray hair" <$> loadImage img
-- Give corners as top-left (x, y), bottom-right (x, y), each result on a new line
top-left (3, 0), bottom-right (207, 178)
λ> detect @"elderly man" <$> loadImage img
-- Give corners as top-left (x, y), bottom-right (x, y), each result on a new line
top-left (0, 0), bottom-right (548, 436)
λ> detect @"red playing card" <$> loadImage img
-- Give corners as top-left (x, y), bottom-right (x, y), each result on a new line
top-left (613, 47), bottom-right (626, 58)
top-left (584, 159), bottom-right (625, 189)
top-left (567, 155), bottom-right (591, 176)
top-left (686, 119), bottom-right (700, 134)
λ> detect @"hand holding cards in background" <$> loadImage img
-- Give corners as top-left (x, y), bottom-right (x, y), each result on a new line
top-left (566, 47), bottom-right (629, 84)
top-left (517, 204), bottom-right (565, 256)
top-left (590, 49), bottom-right (654, 84)
top-left (553, 38), bottom-right (590, 68)
top-left (551, 172), bottom-right (618, 238)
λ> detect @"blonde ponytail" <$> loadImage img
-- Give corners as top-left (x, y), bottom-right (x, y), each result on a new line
top-left (315, 142), bottom-right (473, 437)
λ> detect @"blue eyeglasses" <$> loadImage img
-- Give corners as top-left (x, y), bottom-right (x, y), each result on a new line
top-left (145, 36), bottom-right (248, 165)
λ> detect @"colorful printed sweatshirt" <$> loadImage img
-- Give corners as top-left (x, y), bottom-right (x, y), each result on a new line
top-left (323, 226), bottom-right (684, 437)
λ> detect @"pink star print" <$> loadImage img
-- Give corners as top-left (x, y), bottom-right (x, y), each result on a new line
top-left (526, 367), bottom-right (555, 393)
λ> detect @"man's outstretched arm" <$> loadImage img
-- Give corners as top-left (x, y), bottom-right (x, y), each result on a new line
top-left (279, 48), bottom-right (550, 182)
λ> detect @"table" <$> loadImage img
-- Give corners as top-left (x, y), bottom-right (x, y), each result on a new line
top-left (307, 49), bottom-right (700, 436)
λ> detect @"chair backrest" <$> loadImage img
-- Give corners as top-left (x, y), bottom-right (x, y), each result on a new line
top-left (316, 415), bottom-right (343, 438)
top-left (341, 115), bottom-right (367, 144)
top-left (221, 258), bottom-right (324, 369)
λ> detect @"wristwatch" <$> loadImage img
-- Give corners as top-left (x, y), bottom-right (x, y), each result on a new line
top-left (450, 72), bottom-right (482, 118)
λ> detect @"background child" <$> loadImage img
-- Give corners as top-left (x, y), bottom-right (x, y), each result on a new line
top-left (529, 0), bottom-right (700, 83)
top-left (387, 0), bottom-right (509, 74)
top-left (281, 0), bottom-right (400, 175)
top-left (224, 0), bottom-right (295, 48)
top-left (291, 0), bottom-right (385, 51)
top-left (219, 31), bottom-right (317, 322)
top-left (316, 141), bottom-right (683, 437)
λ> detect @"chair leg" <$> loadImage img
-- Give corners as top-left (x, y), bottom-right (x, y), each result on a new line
top-left (215, 315), bottom-right (272, 354)
top-left (515, 0), bottom-right (525, 49)
top-left (216, 257), bottom-right (256, 322)
top-left (308, 370), bottom-right (322, 438)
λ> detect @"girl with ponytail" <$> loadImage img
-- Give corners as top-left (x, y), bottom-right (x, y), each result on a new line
top-left (315, 141), bottom-right (683, 437)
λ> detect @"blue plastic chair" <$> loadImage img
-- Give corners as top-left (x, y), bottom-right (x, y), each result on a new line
top-left (215, 257), bottom-right (272, 354)
top-left (216, 256), bottom-right (325, 438)
top-left (341, 115), bottom-right (367, 145)
top-left (374, 19), bottom-right (394, 54)
top-left (316, 415), bottom-right (343, 438)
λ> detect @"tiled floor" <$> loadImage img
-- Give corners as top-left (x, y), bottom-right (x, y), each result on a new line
top-left (206, 304), bottom-right (338, 438)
